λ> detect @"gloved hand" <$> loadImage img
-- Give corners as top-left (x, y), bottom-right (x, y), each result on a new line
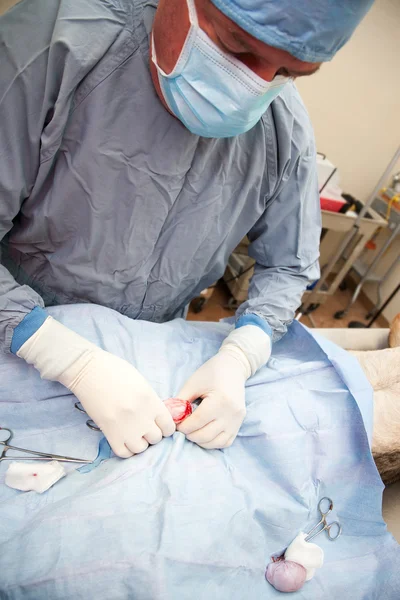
top-left (17, 317), bottom-right (175, 457)
top-left (177, 325), bottom-right (271, 449)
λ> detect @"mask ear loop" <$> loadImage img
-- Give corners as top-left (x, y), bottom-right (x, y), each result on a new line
top-left (185, 0), bottom-right (199, 27)
top-left (151, 34), bottom-right (187, 120)
top-left (151, 0), bottom-right (198, 79)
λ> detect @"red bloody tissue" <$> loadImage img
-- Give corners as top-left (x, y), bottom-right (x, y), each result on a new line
top-left (164, 398), bottom-right (192, 424)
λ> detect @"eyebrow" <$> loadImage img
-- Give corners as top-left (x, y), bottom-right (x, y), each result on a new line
top-left (230, 31), bottom-right (321, 78)
top-left (231, 30), bottom-right (254, 52)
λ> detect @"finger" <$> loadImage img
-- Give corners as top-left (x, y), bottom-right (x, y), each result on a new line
top-left (143, 423), bottom-right (163, 445)
top-left (177, 399), bottom-right (217, 435)
top-left (223, 434), bottom-right (236, 448)
top-left (186, 420), bottom-right (223, 445)
top-left (177, 378), bottom-right (205, 403)
top-left (125, 436), bottom-right (149, 455)
top-left (197, 430), bottom-right (231, 450)
top-left (105, 431), bottom-right (134, 458)
top-left (155, 406), bottom-right (176, 437)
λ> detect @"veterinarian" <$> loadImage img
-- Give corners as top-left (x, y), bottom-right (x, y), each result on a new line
top-left (0, 0), bottom-right (373, 456)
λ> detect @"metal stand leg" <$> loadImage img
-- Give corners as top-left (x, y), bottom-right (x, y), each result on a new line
top-left (371, 286), bottom-right (382, 319)
top-left (339, 223), bottom-right (400, 318)
top-left (349, 283), bottom-right (400, 328)
top-left (307, 313), bottom-right (317, 328)
top-left (295, 311), bottom-right (317, 327)
top-left (367, 241), bottom-right (400, 318)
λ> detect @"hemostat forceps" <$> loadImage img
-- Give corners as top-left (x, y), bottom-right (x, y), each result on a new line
top-left (0, 427), bottom-right (92, 464)
top-left (305, 497), bottom-right (342, 542)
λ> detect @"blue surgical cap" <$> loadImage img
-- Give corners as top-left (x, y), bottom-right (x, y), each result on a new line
top-left (210, 0), bottom-right (374, 63)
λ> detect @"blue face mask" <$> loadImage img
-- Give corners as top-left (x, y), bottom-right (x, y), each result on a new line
top-left (152, 0), bottom-right (290, 139)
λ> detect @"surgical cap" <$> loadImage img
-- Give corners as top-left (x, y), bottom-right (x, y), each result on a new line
top-left (210, 0), bottom-right (374, 63)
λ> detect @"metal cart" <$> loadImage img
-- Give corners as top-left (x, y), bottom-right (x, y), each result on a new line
top-left (300, 146), bottom-right (400, 319)
top-left (333, 192), bottom-right (400, 319)
top-left (302, 206), bottom-right (387, 312)
top-left (222, 206), bottom-right (387, 312)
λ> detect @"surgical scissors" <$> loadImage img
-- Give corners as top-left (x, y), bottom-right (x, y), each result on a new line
top-left (0, 427), bottom-right (92, 464)
top-left (305, 497), bottom-right (342, 542)
top-left (75, 402), bottom-right (101, 432)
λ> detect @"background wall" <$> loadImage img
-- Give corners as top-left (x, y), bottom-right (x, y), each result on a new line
top-left (296, 0), bottom-right (400, 322)
top-left (296, 0), bottom-right (400, 203)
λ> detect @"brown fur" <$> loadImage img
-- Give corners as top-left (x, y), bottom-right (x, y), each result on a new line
top-left (352, 314), bottom-right (400, 485)
top-left (374, 450), bottom-right (400, 485)
top-left (389, 313), bottom-right (400, 348)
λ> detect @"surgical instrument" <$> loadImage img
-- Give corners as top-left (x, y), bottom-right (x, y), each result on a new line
top-left (0, 427), bottom-right (92, 463)
top-left (305, 497), bottom-right (342, 542)
top-left (75, 401), bottom-right (101, 432)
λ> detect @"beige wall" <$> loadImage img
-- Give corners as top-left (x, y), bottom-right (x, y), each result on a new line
top-left (296, 0), bottom-right (400, 202)
top-left (297, 0), bottom-right (400, 322)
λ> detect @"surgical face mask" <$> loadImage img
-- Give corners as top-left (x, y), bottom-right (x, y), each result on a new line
top-left (151, 0), bottom-right (290, 139)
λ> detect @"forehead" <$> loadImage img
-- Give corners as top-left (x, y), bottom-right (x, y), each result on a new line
top-left (202, 0), bottom-right (320, 72)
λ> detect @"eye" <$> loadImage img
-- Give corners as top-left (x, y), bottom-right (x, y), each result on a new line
top-left (276, 67), bottom-right (291, 78)
top-left (215, 34), bottom-right (247, 56)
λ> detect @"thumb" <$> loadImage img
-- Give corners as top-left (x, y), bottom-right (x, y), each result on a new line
top-left (177, 381), bottom-right (201, 404)
top-left (177, 369), bottom-right (208, 404)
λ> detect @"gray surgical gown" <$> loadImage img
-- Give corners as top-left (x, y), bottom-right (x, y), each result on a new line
top-left (0, 0), bottom-right (321, 352)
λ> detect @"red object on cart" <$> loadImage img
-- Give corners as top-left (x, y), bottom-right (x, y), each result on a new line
top-left (320, 194), bottom-right (346, 213)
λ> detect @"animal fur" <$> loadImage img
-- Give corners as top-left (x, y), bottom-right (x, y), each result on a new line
top-left (351, 314), bottom-right (400, 485)
top-left (389, 313), bottom-right (400, 348)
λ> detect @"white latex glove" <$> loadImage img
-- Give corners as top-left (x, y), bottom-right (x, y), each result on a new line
top-left (17, 317), bottom-right (175, 457)
top-left (177, 325), bottom-right (271, 449)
